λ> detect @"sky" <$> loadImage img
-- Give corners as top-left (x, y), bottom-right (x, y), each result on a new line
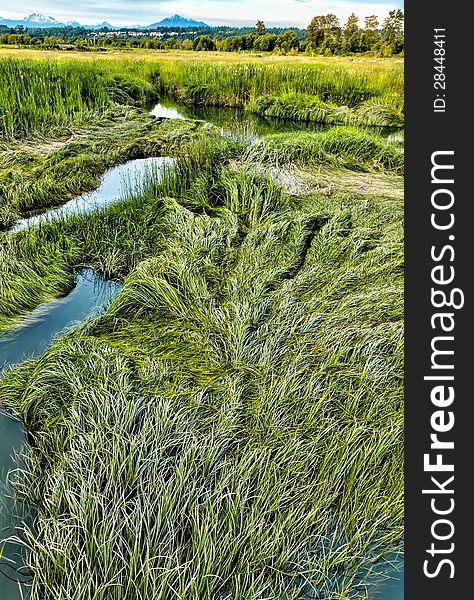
top-left (0, 0), bottom-right (404, 28)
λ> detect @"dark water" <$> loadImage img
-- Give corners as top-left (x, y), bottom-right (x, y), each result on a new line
top-left (11, 157), bottom-right (174, 233)
top-left (150, 98), bottom-right (403, 140)
top-left (0, 270), bottom-right (122, 598)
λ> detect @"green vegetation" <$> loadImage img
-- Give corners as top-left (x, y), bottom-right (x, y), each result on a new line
top-left (246, 94), bottom-right (404, 128)
top-left (154, 60), bottom-right (403, 110)
top-left (0, 107), bottom-right (206, 228)
top-left (1, 136), bottom-right (403, 599)
top-left (0, 57), bottom-right (159, 137)
top-left (249, 127), bottom-right (404, 174)
top-left (0, 53), bottom-right (404, 599)
top-left (0, 57), bottom-right (403, 140)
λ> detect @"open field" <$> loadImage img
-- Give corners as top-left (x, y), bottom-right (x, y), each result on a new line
top-left (0, 53), bottom-right (403, 599)
top-left (0, 47), bottom-right (404, 66)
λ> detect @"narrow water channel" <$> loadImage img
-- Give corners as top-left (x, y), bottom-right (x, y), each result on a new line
top-left (0, 269), bottom-right (122, 599)
top-left (150, 98), bottom-right (404, 140)
top-left (11, 156), bottom-right (175, 233)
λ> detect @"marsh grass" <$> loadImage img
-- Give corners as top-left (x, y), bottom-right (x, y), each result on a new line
top-left (0, 111), bottom-right (208, 228)
top-left (154, 61), bottom-right (403, 110)
top-left (0, 58), bottom-right (161, 138)
top-left (246, 94), bottom-right (403, 128)
top-left (0, 136), bottom-right (403, 598)
top-left (249, 127), bottom-right (404, 175)
top-left (0, 56), bottom-right (403, 138)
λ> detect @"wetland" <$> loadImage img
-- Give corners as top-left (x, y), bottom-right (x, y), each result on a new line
top-left (0, 52), bottom-right (404, 600)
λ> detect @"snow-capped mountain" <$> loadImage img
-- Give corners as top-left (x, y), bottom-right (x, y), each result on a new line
top-left (0, 13), bottom-right (67, 28)
top-left (147, 14), bottom-right (208, 28)
top-left (27, 13), bottom-right (61, 25)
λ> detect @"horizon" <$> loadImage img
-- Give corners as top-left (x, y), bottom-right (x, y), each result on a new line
top-left (0, 1), bottom-right (403, 29)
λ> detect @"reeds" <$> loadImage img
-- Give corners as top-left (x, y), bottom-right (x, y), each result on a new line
top-left (0, 56), bottom-right (403, 138)
top-left (0, 58), bottom-right (159, 138)
top-left (248, 127), bottom-right (404, 174)
top-left (154, 60), bottom-right (404, 110)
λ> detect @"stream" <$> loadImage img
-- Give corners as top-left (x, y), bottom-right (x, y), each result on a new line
top-left (11, 157), bottom-right (174, 233)
top-left (0, 102), bottom-right (403, 599)
top-left (150, 97), bottom-right (404, 140)
top-left (0, 270), bottom-right (122, 599)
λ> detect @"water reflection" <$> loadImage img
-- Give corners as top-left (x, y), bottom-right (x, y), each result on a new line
top-left (150, 98), bottom-right (403, 140)
top-left (11, 157), bottom-right (174, 233)
top-left (0, 269), bottom-right (122, 599)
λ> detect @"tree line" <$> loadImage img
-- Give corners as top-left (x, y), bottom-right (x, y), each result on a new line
top-left (0, 10), bottom-right (403, 56)
top-left (214, 11), bottom-right (403, 56)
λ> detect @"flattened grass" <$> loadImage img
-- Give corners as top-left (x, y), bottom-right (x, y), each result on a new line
top-left (0, 112), bottom-right (208, 229)
top-left (246, 93), bottom-right (403, 128)
top-left (1, 138), bottom-right (403, 599)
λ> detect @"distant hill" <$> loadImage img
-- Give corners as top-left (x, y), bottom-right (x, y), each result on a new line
top-left (147, 15), bottom-right (209, 28)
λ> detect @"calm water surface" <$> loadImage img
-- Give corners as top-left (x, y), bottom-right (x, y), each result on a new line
top-left (11, 157), bottom-right (174, 233)
top-left (150, 98), bottom-right (403, 140)
top-left (0, 277), bottom-right (121, 595)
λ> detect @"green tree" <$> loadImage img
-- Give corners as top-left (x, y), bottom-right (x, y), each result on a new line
top-left (242, 34), bottom-right (254, 50)
top-left (382, 9), bottom-right (404, 54)
top-left (192, 35), bottom-right (216, 51)
top-left (275, 30), bottom-right (300, 54)
top-left (343, 13), bottom-right (361, 53)
top-left (255, 20), bottom-right (266, 36)
top-left (362, 16), bottom-right (381, 52)
top-left (253, 32), bottom-right (278, 52)
top-left (222, 36), bottom-right (243, 52)
top-left (306, 14), bottom-right (341, 52)
top-left (165, 37), bottom-right (180, 49)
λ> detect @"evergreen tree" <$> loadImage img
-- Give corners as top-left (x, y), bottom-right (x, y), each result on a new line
top-left (255, 20), bottom-right (266, 36)
top-left (343, 13), bottom-right (361, 53)
top-left (382, 9), bottom-right (404, 54)
top-left (362, 16), bottom-right (381, 52)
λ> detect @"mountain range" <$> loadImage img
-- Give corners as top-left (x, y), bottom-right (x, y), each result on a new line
top-left (0, 13), bottom-right (209, 30)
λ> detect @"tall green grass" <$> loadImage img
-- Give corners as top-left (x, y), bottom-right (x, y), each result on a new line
top-left (154, 60), bottom-right (403, 109)
top-left (0, 59), bottom-right (108, 137)
top-left (0, 126), bottom-right (401, 332)
top-left (0, 56), bottom-right (403, 137)
top-left (0, 58), bottom-right (158, 138)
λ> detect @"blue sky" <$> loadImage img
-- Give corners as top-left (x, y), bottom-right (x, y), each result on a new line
top-left (0, 0), bottom-right (403, 28)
